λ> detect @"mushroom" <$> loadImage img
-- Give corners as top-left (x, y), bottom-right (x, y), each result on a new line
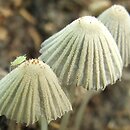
top-left (98, 5), bottom-right (130, 67)
top-left (39, 16), bottom-right (123, 91)
top-left (0, 59), bottom-right (72, 125)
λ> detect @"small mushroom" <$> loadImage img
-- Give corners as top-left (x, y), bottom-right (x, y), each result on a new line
top-left (0, 59), bottom-right (72, 125)
top-left (39, 16), bottom-right (123, 90)
top-left (98, 5), bottom-right (130, 67)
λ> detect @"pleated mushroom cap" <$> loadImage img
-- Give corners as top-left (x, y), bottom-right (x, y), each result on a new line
top-left (0, 59), bottom-right (72, 125)
top-left (98, 5), bottom-right (130, 67)
top-left (39, 16), bottom-right (123, 90)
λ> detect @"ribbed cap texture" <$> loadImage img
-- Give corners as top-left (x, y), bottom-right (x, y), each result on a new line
top-left (98, 5), bottom-right (130, 67)
top-left (39, 16), bottom-right (123, 90)
top-left (0, 59), bottom-right (72, 125)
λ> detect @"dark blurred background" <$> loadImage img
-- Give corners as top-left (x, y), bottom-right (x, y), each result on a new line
top-left (0, 0), bottom-right (130, 130)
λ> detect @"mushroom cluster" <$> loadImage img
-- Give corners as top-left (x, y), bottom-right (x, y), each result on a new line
top-left (39, 15), bottom-right (124, 130)
top-left (0, 4), bottom-right (129, 129)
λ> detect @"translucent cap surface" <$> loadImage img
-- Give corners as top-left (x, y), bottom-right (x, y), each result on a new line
top-left (0, 59), bottom-right (72, 125)
top-left (40, 16), bottom-right (123, 90)
top-left (98, 5), bottom-right (130, 67)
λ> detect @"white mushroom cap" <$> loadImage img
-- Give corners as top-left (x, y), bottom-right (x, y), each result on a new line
top-left (0, 59), bottom-right (72, 125)
top-left (39, 16), bottom-right (123, 90)
top-left (98, 5), bottom-right (130, 67)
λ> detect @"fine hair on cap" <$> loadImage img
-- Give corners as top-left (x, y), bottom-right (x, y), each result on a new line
top-left (0, 59), bottom-right (72, 125)
top-left (98, 5), bottom-right (130, 67)
top-left (39, 16), bottom-right (123, 90)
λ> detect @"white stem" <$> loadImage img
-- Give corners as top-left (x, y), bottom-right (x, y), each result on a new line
top-left (40, 116), bottom-right (48, 130)
top-left (74, 91), bottom-right (96, 130)
top-left (59, 112), bottom-right (71, 130)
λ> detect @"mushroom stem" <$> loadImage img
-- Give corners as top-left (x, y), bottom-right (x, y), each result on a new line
top-left (59, 112), bottom-right (71, 130)
top-left (40, 116), bottom-right (48, 130)
top-left (74, 91), bottom-right (96, 130)
top-left (15, 124), bottom-right (21, 130)
top-left (8, 121), bottom-right (16, 130)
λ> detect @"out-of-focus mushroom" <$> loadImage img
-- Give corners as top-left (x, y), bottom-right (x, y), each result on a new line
top-left (39, 16), bottom-right (123, 91)
top-left (88, 0), bottom-right (112, 16)
top-left (0, 59), bottom-right (72, 126)
top-left (98, 5), bottom-right (130, 67)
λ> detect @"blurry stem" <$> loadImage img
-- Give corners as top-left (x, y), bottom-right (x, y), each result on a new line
top-left (8, 121), bottom-right (16, 130)
top-left (59, 112), bottom-right (71, 130)
top-left (8, 121), bottom-right (22, 130)
top-left (74, 91), bottom-right (96, 130)
top-left (15, 124), bottom-right (21, 130)
top-left (59, 87), bottom-right (75, 130)
top-left (40, 116), bottom-right (48, 130)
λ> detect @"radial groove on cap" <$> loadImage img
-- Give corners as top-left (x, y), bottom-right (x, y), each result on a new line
top-left (0, 59), bottom-right (72, 125)
top-left (98, 5), bottom-right (130, 67)
top-left (39, 16), bottom-right (123, 90)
